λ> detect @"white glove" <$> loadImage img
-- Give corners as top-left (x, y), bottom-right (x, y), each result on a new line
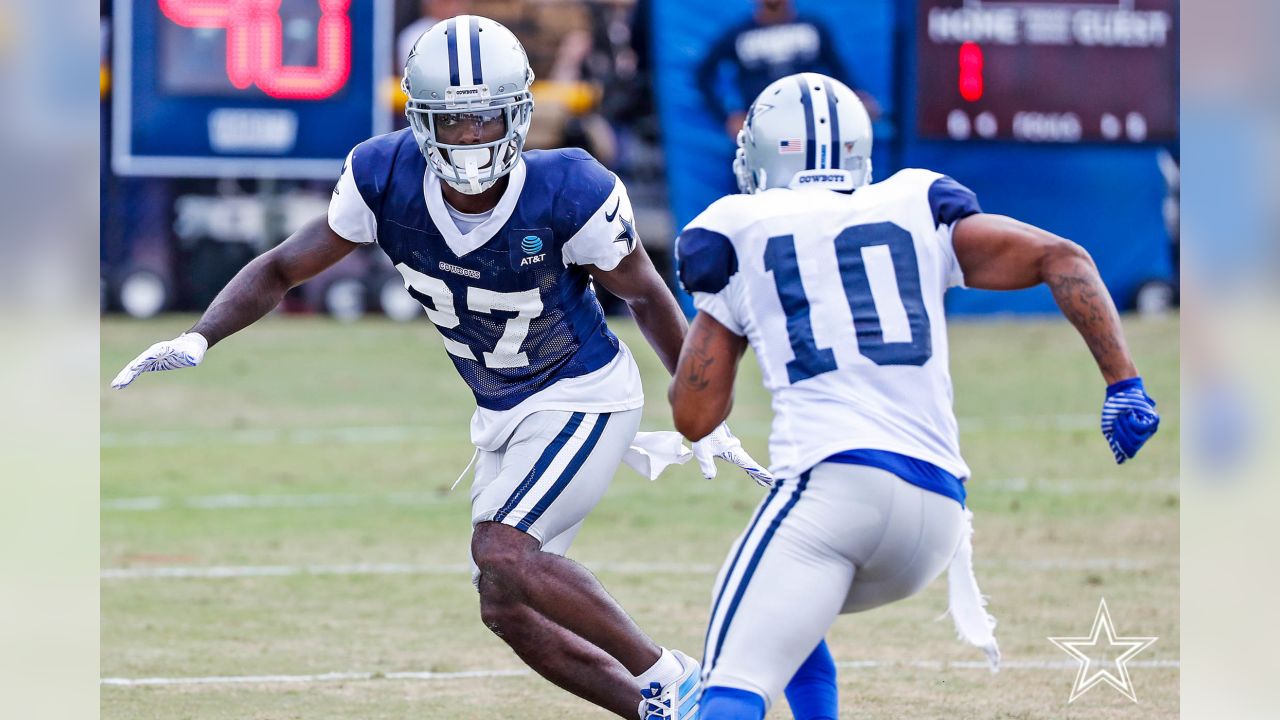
top-left (692, 423), bottom-right (774, 488)
top-left (111, 332), bottom-right (209, 389)
top-left (622, 431), bottom-right (695, 481)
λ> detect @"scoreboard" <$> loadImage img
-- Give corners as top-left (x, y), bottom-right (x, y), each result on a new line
top-left (113, 0), bottom-right (391, 178)
top-left (916, 0), bottom-right (1177, 143)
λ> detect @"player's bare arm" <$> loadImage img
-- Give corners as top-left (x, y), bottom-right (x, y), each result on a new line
top-left (592, 240), bottom-right (771, 485)
top-left (669, 312), bottom-right (747, 442)
top-left (111, 216), bottom-right (357, 389)
top-left (586, 243), bottom-right (689, 374)
top-left (952, 213), bottom-right (1159, 463)
top-left (191, 215), bottom-right (358, 347)
top-left (952, 213), bottom-right (1138, 384)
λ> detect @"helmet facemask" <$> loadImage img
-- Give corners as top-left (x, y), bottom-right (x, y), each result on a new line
top-left (406, 90), bottom-right (534, 195)
top-left (734, 127), bottom-right (766, 195)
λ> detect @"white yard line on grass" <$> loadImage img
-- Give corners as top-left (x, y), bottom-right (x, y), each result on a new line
top-left (983, 477), bottom-right (1179, 494)
top-left (104, 413), bottom-right (1165, 450)
top-left (100, 562), bottom-right (720, 580)
top-left (101, 557), bottom-right (1170, 581)
top-left (101, 669), bottom-right (531, 687)
top-left (103, 477), bottom-right (1179, 513)
top-left (102, 492), bottom-right (444, 511)
top-left (101, 658), bottom-right (1179, 687)
top-left (100, 425), bottom-right (445, 448)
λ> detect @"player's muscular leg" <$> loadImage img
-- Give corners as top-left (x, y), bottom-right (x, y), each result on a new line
top-left (476, 556), bottom-right (640, 718)
top-left (472, 522), bottom-right (662, 690)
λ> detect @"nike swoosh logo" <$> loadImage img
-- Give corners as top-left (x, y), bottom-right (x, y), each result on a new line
top-left (604, 198), bottom-right (620, 223)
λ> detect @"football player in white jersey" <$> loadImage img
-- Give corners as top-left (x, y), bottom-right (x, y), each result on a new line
top-left (669, 73), bottom-right (1160, 719)
top-left (111, 16), bottom-right (773, 720)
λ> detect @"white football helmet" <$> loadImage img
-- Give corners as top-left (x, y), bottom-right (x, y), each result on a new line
top-left (734, 73), bottom-right (873, 194)
top-left (403, 15), bottom-right (535, 194)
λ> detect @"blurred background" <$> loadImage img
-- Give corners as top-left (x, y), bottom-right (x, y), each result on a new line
top-left (91, 6), bottom-right (1192, 720)
top-left (34, 0), bottom-right (1280, 718)
top-left (98, 0), bottom-right (1180, 322)
top-left (26, 0), bottom-right (1280, 718)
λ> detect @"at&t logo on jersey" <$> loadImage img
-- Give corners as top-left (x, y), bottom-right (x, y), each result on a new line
top-left (510, 229), bottom-right (551, 269)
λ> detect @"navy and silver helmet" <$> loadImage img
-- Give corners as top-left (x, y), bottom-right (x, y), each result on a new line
top-left (734, 73), bottom-right (873, 194)
top-left (403, 15), bottom-right (535, 194)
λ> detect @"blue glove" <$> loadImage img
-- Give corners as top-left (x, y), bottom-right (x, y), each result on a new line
top-left (1101, 377), bottom-right (1160, 464)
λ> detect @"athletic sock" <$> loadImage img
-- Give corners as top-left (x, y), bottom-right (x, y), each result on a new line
top-left (633, 647), bottom-right (684, 689)
top-left (701, 686), bottom-right (766, 720)
top-left (784, 639), bottom-right (838, 720)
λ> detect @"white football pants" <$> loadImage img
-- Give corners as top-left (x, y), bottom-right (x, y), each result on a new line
top-left (468, 408), bottom-right (643, 581)
top-left (701, 461), bottom-right (965, 708)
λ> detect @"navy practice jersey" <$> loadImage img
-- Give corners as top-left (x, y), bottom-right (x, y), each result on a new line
top-left (329, 129), bottom-right (640, 414)
top-left (697, 16), bottom-right (853, 125)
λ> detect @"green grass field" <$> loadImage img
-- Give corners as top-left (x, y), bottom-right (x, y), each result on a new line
top-left (101, 314), bottom-right (1178, 719)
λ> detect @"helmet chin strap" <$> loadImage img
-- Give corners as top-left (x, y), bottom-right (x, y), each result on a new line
top-left (448, 147), bottom-right (493, 194)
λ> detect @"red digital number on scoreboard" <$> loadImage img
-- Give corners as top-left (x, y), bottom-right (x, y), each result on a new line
top-left (958, 41), bottom-right (983, 103)
top-left (158, 0), bottom-right (352, 100)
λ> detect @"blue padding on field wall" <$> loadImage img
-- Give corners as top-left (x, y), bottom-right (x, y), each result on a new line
top-left (908, 143), bottom-right (1174, 315)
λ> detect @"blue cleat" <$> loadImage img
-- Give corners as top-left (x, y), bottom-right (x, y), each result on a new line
top-left (638, 650), bottom-right (701, 719)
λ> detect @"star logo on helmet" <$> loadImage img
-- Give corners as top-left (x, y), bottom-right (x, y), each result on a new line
top-left (749, 102), bottom-right (776, 127)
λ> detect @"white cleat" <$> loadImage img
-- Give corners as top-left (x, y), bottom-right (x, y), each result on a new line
top-left (638, 650), bottom-right (701, 719)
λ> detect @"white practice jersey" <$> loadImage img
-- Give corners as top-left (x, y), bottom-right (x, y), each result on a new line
top-left (676, 169), bottom-right (982, 481)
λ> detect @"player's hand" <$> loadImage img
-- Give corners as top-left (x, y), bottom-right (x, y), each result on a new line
top-left (692, 423), bottom-right (774, 487)
top-left (111, 332), bottom-right (209, 389)
top-left (1100, 377), bottom-right (1160, 464)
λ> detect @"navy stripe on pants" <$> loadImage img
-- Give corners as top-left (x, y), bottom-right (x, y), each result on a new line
top-left (515, 414), bottom-right (611, 531)
top-left (492, 412), bottom-right (585, 523)
top-left (703, 479), bottom-right (786, 667)
top-left (707, 471), bottom-right (812, 674)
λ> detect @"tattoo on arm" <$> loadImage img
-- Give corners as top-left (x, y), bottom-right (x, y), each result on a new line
top-left (1045, 260), bottom-right (1136, 384)
top-left (679, 328), bottom-right (716, 392)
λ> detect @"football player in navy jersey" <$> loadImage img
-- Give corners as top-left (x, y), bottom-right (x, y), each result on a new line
top-left (112, 15), bottom-right (772, 720)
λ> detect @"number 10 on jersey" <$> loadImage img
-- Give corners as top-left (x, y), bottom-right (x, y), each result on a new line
top-left (765, 222), bottom-right (933, 384)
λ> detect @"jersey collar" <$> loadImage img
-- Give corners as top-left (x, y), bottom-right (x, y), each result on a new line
top-left (424, 158), bottom-right (526, 258)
